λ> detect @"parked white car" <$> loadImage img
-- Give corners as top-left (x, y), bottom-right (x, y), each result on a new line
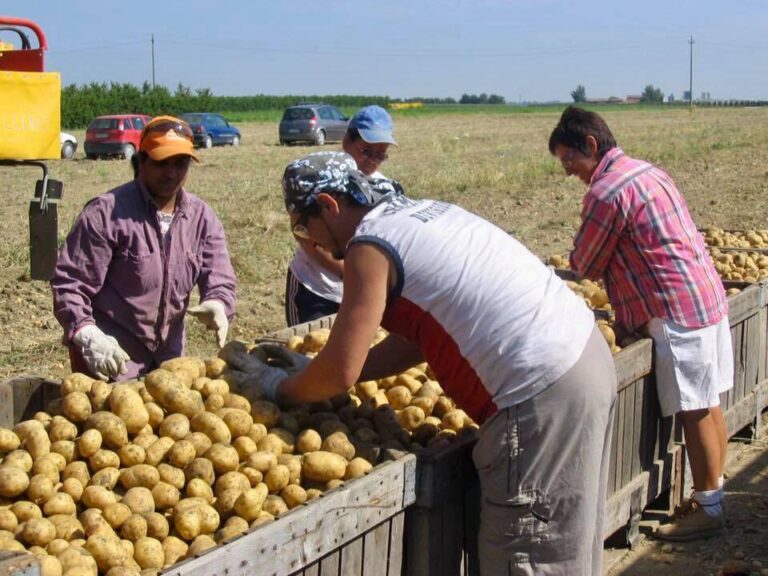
top-left (60, 132), bottom-right (77, 159)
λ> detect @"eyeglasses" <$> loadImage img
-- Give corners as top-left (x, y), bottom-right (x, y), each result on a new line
top-left (140, 119), bottom-right (194, 145)
top-left (291, 212), bottom-right (312, 240)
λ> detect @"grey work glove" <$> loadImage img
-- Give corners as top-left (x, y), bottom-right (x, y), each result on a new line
top-left (187, 300), bottom-right (229, 348)
top-left (255, 343), bottom-right (312, 375)
top-left (219, 341), bottom-right (289, 402)
top-left (72, 324), bottom-right (130, 381)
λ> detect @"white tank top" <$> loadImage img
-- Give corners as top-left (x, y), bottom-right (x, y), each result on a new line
top-left (351, 197), bottom-right (596, 423)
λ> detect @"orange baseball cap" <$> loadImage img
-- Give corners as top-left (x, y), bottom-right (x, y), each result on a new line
top-left (140, 115), bottom-right (199, 162)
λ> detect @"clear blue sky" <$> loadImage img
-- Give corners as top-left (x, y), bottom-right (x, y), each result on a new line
top-left (4, 0), bottom-right (767, 102)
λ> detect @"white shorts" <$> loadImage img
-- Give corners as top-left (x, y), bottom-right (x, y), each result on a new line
top-left (647, 315), bottom-right (733, 417)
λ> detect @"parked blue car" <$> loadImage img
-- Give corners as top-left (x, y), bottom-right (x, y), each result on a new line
top-left (180, 113), bottom-right (241, 149)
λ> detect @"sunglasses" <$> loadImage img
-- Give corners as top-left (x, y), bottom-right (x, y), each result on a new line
top-left (141, 119), bottom-right (194, 145)
top-left (291, 212), bottom-right (312, 240)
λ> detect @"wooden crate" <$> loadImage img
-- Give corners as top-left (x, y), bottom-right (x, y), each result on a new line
top-left (720, 281), bottom-right (768, 437)
top-left (0, 375), bottom-right (416, 576)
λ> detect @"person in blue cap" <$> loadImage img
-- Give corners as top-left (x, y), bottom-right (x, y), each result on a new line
top-left (284, 105), bottom-right (398, 326)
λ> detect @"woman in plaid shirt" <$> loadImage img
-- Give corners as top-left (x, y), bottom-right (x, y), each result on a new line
top-left (549, 106), bottom-right (732, 542)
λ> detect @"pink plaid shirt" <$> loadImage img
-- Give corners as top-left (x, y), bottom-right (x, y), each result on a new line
top-left (569, 148), bottom-right (727, 331)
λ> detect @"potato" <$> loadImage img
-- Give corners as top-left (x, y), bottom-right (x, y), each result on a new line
top-left (132, 434), bottom-right (158, 452)
top-left (204, 357), bottom-right (227, 379)
top-left (159, 357), bottom-right (206, 387)
top-left (12, 502), bottom-right (43, 524)
top-left (263, 465), bottom-right (290, 494)
top-left (89, 449), bottom-right (120, 472)
top-left (396, 406), bottom-right (426, 431)
top-left (245, 451), bottom-right (277, 474)
top-left (214, 471), bottom-right (250, 497)
top-left (223, 393), bottom-right (251, 414)
top-left (184, 432), bottom-right (213, 457)
top-left (0, 464), bottom-right (30, 497)
top-left (85, 412), bottom-right (128, 449)
top-left (276, 455), bottom-right (301, 485)
top-left (250, 401), bottom-right (281, 428)
top-left (173, 499), bottom-right (219, 541)
top-left (432, 396), bottom-right (454, 419)
top-left (48, 417), bottom-right (79, 443)
top-left (59, 478), bottom-right (83, 503)
top-left (63, 461), bottom-right (90, 487)
top-left (296, 428), bottom-right (323, 454)
top-left (344, 457), bottom-right (373, 480)
top-left (164, 440), bottom-right (195, 470)
top-left (0, 509), bottom-right (18, 531)
top-left (321, 432), bottom-right (355, 461)
top-left (385, 385), bottom-right (412, 410)
top-left (57, 545), bottom-right (98, 574)
top-left (184, 478), bottom-right (213, 504)
top-left (204, 443), bottom-right (239, 475)
top-left (301, 451), bottom-right (347, 483)
top-left (303, 329), bottom-right (329, 353)
top-left (144, 369), bottom-right (204, 417)
top-left (189, 412), bottom-right (231, 445)
top-left (233, 484), bottom-right (268, 522)
top-left (120, 514), bottom-right (147, 542)
top-left (245, 423), bottom-right (268, 445)
top-left (255, 434), bottom-right (284, 456)
top-left (144, 513), bottom-right (169, 541)
top-left (81, 485), bottom-right (117, 511)
top-left (158, 415), bottom-right (190, 443)
top-left (132, 536), bottom-right (164, 569)
top-left (262, 495), bottom-right (288, 517)
top-left (27, 473), bottom-right (55, 504)
top-left (162, 535), bottom-right (188, 567)
top-left (21, 517), bottom-right (56, 546)
top-left (114, 465), bottom-right (156, 491)
top-left (3, 448), bottom-right (33, 472)
top-left (39, 554), bottom-right (63, 576)
top-left (85, 533), bottom-right (131, 572)
top-left (232, 436), bottom-right (257, 461)
top-left (222, 409), bottom-right (253, 439)
top-left (122, 487), bottom-right (154, 516)
top-left (214, 515), bottom-right (249, 543)
top-left (89, 467), bottom-right (120, 490)
top-left (50, 440), bottom-right (77, 464)
top-left (104, 568), bottom-right (139, 576)
top-left (280, 484), bottom-right (307, 509)
top-left (184, 458), bottom-right (215, 486)
top-left (108, 385), bottom-right (150, 435)
top-left (25, 429), bottom-right (52, 460)
top-left (117, 444), bottom-right (145, 468)
top-left (62, 392), bottom-right (92, 424)
top-left (61, 373), bottom-right (95, 396)
top-left (155, 464), bottom-right (184, 491)
top-left (188, 533), bottom-right (217, 556)
top-left (43, 493), bottom-right (77, 517)
top-left (151, 482), bottom-right (179, 511)
top-left (0, 427), bottom-right (21, 453)
top-left (87, 380), bottom-right (113, 413)
top-left (102, 503), bottom-right (133, 530)
top-left (441, 409), bottom-right (469, 432)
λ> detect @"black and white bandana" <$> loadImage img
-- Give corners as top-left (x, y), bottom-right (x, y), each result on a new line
top-left (282, 151), bottom-right (403, 214)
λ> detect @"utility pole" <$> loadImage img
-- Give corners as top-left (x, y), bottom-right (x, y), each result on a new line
top-left (688, 35), bottom-right (694, 109)
top-left (151, 33), bottom-right (156, 89)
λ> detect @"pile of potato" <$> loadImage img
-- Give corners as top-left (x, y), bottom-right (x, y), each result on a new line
top-left (701, 227), bottom-right (768, 249)
top-left (708, 247), bottom-right (768, 285)
top-left (0, 331), bottom-right (477, 576)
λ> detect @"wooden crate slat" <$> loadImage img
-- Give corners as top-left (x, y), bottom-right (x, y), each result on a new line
top-left (607, 395), bottom-right (620, 497)
top-left (621, 386), bottom-right (635, 488)
top-left (613, 386), bottom-right (626, 491)
top-left (744, 314), bottom-right (760, 397)
top-left (319, 551), bottom-right (340, 575)
top-left (361, 518), bottom-right (394, 576)
top-left (387, 512), bottom-right (405, 576)
top-left (339, 535), bottom-right (364, 576)
top-left (613, 339), bottom-right (653, 391)
top-left (631, 379), bottom-right (644, 480)
top-left (727, 284), bottom-right (762, 325)
top-left (163, 456), bottom-right (414, 576)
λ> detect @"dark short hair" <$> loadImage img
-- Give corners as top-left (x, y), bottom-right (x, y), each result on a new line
top-left (548, 106), bottom-right (617, 157)
top-left (345, 127), bottom-right (362, 143)
top-left (131, 151), bottom-right (147, 179)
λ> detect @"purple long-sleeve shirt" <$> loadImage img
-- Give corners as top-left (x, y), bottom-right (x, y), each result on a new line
top-left (51, 179), bottom-right (237, 378)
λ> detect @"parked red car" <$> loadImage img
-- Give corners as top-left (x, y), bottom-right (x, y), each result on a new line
top-left (84, 114), bottom-right (152, 160)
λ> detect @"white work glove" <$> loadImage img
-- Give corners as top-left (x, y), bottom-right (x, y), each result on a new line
top-left (256, 343), bottom-right (312, 375)
top-left (187, 300), bottom-right (229, 348)
top-left (72, 324), bottom-right (130, 381)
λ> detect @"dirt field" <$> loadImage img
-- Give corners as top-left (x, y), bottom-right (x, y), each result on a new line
top-left (0, 107), bottom-right (767, 572)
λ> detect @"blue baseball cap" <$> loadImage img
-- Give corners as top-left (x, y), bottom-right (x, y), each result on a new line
top-left (348, 105), bottom-right (398, 146)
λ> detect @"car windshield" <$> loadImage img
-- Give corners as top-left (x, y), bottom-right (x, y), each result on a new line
top-left (282, 108), bottom-right (315, 120)
top-left (181, 114), bottom-right (205, 125)
top-left (89, 118), bottom-right (119, 130)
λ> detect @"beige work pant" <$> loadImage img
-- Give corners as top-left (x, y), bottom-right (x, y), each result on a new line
top-left (473, 326), bottom-right (617, 575)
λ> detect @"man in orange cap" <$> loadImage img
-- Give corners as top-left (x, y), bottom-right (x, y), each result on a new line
top-left (52, 116), bottom-right (237, 380)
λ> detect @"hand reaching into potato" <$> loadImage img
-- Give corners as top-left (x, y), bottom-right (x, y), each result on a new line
top-left (254, 343), bottom-right (312, 375)
top-left (218, 341), bottom-right (289, 402)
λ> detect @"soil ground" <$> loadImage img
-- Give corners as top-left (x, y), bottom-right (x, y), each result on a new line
top-left (605, 416), bottom-right (768, 576)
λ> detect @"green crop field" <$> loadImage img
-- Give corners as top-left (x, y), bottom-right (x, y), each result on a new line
top-left (1, 105), bottom-right (767, 380)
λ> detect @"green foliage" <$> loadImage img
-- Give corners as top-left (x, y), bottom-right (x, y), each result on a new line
top-left (640, 84), bottom-right (665, 104)
top-left (571, 85), bottom-right (587, 103)
top-left (61, 83), bottom-right (391, 128)
top-left (458, 93), bottom-right (506, 104)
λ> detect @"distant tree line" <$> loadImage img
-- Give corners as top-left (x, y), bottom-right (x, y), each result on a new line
top-left (458, 93), bottom-right (506, 104)
top-left (61, 82), bottom-right (391, 128)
